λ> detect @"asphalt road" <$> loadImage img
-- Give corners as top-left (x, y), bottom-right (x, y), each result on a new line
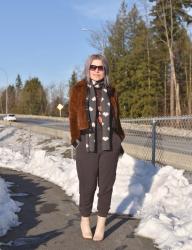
top-left (16, 117), bottom-right (69, 131)
top-left (124, 129), bottom-right (192, 154)
top-left (15, 117), bottom-right (192, 155)
top-left (0, 168), bottom-right (158, 250)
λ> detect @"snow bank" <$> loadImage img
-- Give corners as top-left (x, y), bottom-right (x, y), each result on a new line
top-left (0, 177), bottom-right (21, 237)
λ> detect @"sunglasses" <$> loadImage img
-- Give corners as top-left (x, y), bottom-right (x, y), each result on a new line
top-left (89, 65), bottom-right (104, 72)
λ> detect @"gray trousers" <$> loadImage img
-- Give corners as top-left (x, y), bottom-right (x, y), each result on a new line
top-left (76, 125), bottom-right (122, 217)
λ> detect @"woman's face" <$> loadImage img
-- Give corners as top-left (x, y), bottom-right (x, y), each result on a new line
top-left (89, 59), bottom-right (105, 81)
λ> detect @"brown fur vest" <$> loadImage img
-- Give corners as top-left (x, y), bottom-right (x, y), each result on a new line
top-left (68, 79), bottom-right (125, 146)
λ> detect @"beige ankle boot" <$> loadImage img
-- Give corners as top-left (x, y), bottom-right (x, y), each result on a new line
top-left (93, 216), bottom-right (106, 241)
top-left (80, 216), bottom-right (93, 239)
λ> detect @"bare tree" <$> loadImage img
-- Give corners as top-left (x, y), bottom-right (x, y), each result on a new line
top-left (47, 81), bottom-right (67, 116)
top-left (141, 0), bottom-right (152, 90)
top-left (151, 0), bottom-right (185, 116)
top-left (83, 24), bottom-right (110, 54)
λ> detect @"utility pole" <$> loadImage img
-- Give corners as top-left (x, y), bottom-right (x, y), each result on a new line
top-left (0, 68), bottom-right (8, 114)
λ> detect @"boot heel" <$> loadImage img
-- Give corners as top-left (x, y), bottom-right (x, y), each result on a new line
top-left (80, 216), bottom-right (93, 240)
top-left (93, 216), bottom-right (106, 241)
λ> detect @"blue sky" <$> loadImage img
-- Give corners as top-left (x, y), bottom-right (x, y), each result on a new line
top-left (0, 0), bottom-right (140, 88)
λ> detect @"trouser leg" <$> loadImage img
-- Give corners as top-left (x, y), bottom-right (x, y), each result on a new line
top-left (76, 135), bottom-right (99, 216)
top-left (97, 132), bottom-right (122, 217)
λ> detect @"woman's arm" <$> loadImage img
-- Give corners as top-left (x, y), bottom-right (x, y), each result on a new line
top-left (68, 86), bottom-right (80, 147)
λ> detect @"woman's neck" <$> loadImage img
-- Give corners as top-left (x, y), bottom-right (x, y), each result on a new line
top-left (91, 79), bottom-right (104, 88)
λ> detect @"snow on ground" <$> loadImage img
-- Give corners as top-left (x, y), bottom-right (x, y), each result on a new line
top-left (0, 177), bottom-right (21, 237)
top-left (0, 124), bottom-right (192, 250)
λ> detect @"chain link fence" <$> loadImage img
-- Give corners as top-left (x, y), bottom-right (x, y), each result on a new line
top-left (121, 115), bottom-right (192, 171)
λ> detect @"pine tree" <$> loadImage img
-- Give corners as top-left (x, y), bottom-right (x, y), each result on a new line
top-left (15, 74), bottom-right (23, 113)
top-left (105, 0), bottom-right (132, 105)
top-left (15, 74), bottom-right (23, 90)
top-left (105, 3), bottom-right (161, 117)
top-left (68, 70), bottom-right (78, 90)
top-left (21, 77), bottom-right (47, 115)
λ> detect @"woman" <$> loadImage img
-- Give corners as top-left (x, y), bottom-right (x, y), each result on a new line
top-left (69, 54), bottom-right (125, 241)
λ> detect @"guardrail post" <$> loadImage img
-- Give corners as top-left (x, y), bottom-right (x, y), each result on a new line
top-left (151, 119), bottom-right (157, 165)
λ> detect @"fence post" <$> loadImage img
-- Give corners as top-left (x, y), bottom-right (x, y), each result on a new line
top-left (152, 119), bottom-right (157, 165)
top-left (71, 145), bottom-right (74, 159)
